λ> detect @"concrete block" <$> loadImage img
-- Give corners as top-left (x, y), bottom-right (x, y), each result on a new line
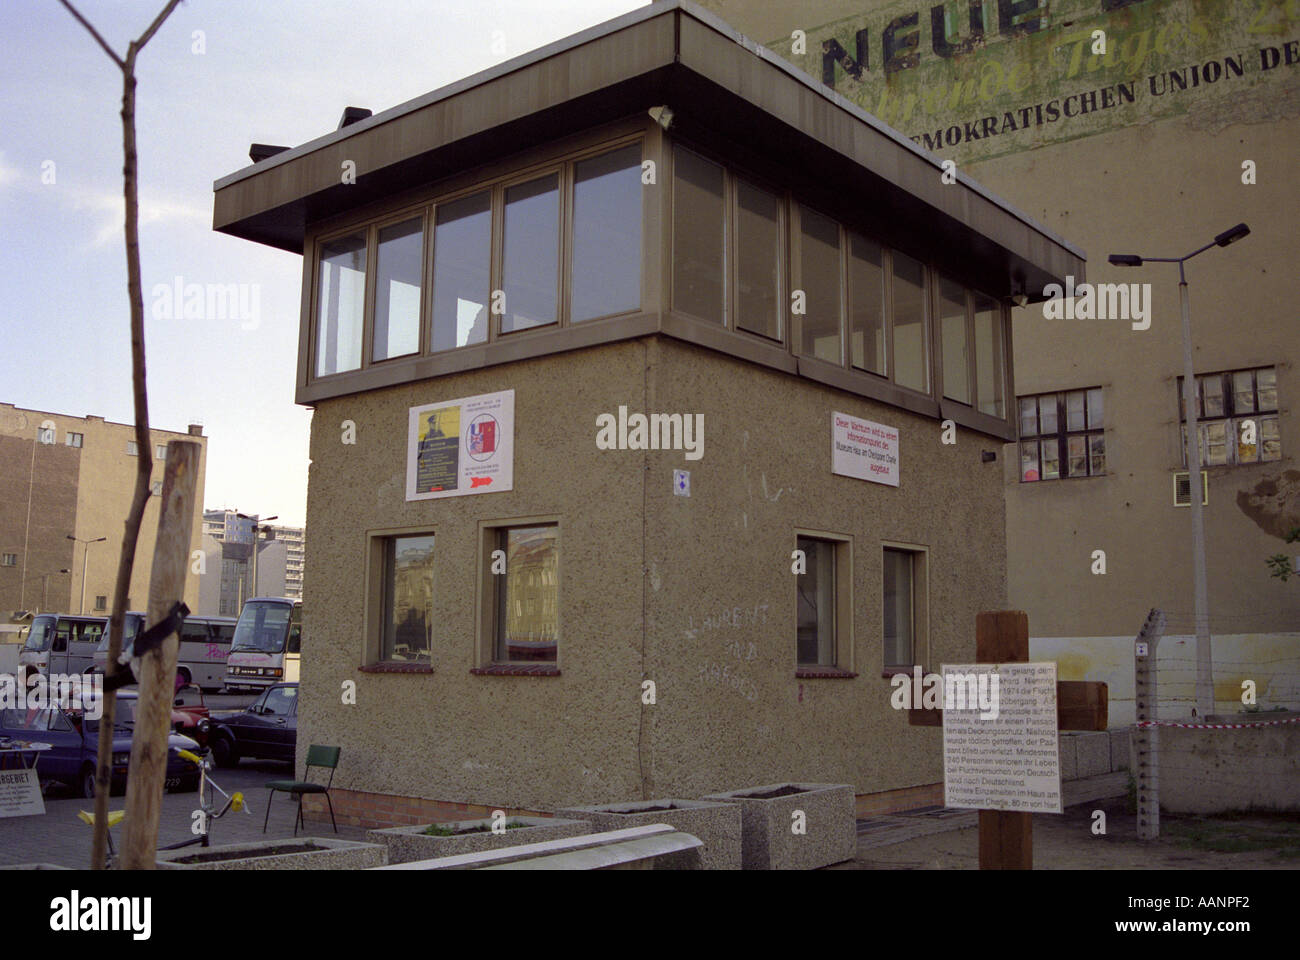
top-left (1109, 728), bottom-right (1131, 771)
top-left (702, 782), bottom-right (855, 870)
top-left (156, 836), bottom-right (387, 870)
top-left (1075, 732), bottom-right (1111, 778)
top-left (367, 816), bottom-right (590, 864)
top-left (557, 798), bottom-right (740, 870)
top-left (1058, 734), bottom-right (1078, 781)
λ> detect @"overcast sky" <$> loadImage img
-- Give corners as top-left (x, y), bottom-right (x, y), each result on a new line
top-left (1, 0), bottom-right (646, 526)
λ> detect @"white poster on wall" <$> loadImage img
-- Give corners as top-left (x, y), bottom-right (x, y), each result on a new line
top-left (831, 412), bottom-right (899, 486)
top-left (0, 767), bottom-right (45, 818)
top-left (406, 390), bottom-right (515, 501)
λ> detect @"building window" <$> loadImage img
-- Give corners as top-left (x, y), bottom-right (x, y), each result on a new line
top-left (1018, 387), bottom-right (1105, 481)
top-left (66, 432), bottom-right (84, 448)
top-left (1179, 366), bottom-right (1280, 466)
top-left (126, 441), bottom-right (138, 456)
top-left (797, 206), bottom-right (843, 365)
top-left (973, 294), bottom-right (1005, 417)
top-left (372, 216), bottom-right (424, 362)
top-left (938, 276), bottom-right (970, 404)
top-left (94, 596), bottom-right (107, 611)
top-left (379, 534), bottom-right (434, 663)
top-left (488, 524), bottom-right (559, 664)
top-left (891, 251), bottom-right (930, 394)
top-left (315, 232), bottom-right (367, 377)
top-left (155, 444), bottom-right (167, 459)
top-left (734, 176), bottom-right (782, 341)
top-left (572, 144), bottom-right (642, 323)
top-left (672, 146), bottom-right (726, 324)
top-left (795, 533), bottom-right (852, 670)
top-left (1, 554), bottom-right (16, 567)
top-left (848, 233), bottom-right (885, 377)
top-left (883, 545), bottom-right (927, 671)
top-left (501, 173), bottom-right (560, 333)
top-left (431, 191), bottom-right (491, 352)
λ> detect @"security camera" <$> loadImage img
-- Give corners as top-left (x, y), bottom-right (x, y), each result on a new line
top-left (1011, 293), bottom-right (1028, 307)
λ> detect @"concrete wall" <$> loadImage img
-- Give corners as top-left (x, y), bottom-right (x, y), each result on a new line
top-left (1160, 722), bottom-right (1300, 813)
top-left (301, 336), bottom-right (1006, 810)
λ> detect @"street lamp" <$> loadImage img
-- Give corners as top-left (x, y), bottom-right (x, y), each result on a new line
top-left (23, 568), bottom-right (70, 613)
top-left (236, 513), bottom-right (278, 601)
top-left (1108, 222), bottom-right (1250, 719)
top-left (67, 535), bottom-right (108, 615)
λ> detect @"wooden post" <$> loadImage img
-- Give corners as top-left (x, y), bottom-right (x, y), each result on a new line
top-left (976, 610), bottom-right (1032, 870)
top-left (120, 441), bottom-right (199, 869)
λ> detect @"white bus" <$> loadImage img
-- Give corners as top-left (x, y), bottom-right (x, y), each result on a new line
top-left (91, 613), bottom-right (236, 692)
top-left (225, 598), bottom-right (302, 693)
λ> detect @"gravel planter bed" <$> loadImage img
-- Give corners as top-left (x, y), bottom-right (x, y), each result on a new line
top-left (367, 816), bottom-right (590, 864)
top-left (556, 798), bottom-right (739, 870)
top-left (702, 782), bottom-right (856, 870)
top-left (156, 837), bottom-right (387, 870)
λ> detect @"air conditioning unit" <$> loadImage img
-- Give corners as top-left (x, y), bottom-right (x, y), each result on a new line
top-left (1173, 470), bottom-right (1208, 507)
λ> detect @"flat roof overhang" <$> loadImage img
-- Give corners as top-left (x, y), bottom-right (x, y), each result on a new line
top-left (213, 0), bottom-right (1084, 301)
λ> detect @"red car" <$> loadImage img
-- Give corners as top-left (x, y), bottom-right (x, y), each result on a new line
top-left (171, 684), bottom-right (211, 747)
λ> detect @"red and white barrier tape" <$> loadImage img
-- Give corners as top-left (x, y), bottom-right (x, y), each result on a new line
top-left (1135, 717), bottom-right (1300, 730)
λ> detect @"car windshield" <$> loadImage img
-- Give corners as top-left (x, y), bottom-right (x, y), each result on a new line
top-left (231, 601), bottom-right (291, 653)
top-left (22, 618), bottom-right (54, 652)
top-left (96, 615), bottom-right (143, 654)
top-left (82, 697), bottom-right (138, 732)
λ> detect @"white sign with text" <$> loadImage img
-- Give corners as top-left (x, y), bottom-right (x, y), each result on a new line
top-left (831, 412), bottom-right (899, 486)
top-left (942, 662), bottom-right (1062, 814)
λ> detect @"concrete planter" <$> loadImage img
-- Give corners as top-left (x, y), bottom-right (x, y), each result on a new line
top-left (156, 837), bottom-right (387, 870)
top-left (366, 816), bottom-right (590, 864)
top-left (703, 782), bottom-right (856, 870)
top-left (557, 798), bottom-right (740, 870)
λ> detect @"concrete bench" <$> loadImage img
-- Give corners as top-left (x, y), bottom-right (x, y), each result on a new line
top-left (371, 823), bottom-right (703, 870)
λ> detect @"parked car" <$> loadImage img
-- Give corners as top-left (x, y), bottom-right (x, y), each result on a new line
top-left (0, 698), bottom-right (201, 799)
top-left (208, 682), bottom-right (298, 767)
top-left (171, 684), bottom-right (211, 747)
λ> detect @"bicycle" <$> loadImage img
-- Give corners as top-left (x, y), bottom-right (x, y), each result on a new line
top-left (78, 749), bottom-right (248, 868)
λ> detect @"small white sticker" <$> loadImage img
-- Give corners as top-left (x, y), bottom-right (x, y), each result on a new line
top-left (673, 469), bottom-right (690, 497)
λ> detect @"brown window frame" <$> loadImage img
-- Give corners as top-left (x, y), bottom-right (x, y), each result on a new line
top-left (1017, 387), bottom-right (1105, 482)
top-left (1177, 365), bottom-right (1280, 467)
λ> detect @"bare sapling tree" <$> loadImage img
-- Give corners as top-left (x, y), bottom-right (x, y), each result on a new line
top-left (56, 0), bottom-right (184, 870)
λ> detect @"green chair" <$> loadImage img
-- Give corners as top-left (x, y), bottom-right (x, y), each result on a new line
top-left (263, 745), bottom-right (340, 836)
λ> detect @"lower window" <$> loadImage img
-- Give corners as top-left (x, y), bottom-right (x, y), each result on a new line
top-left (492, 524), bottom-right (559, 663)
top-left (380, 534), bottom-right (435, 663)
top-left (883, 545), bottom-right (927, 671)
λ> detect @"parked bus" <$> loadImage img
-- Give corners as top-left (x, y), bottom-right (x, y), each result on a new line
top-left (91, 613), bottom-right (237, 693)
top-left (18, 613), bottom-right (106, 679)
top-left (225, 598), bottom-right (301, 693)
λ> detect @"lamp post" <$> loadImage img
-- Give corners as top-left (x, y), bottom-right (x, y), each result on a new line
top-left (67, 535), bottom-right (107, 615)
top-left (236, 513), bottom-right (277, 601)
top-left (23, 569), bottom-right (70, 613)
top-left (1109, 222), bottom-right (1250, 719)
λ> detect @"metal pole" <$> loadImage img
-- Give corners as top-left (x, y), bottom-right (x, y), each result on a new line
top-left (80, 542), bottom-right (91, 615)
top-left (1178, 274), bottom-right (1214, 717)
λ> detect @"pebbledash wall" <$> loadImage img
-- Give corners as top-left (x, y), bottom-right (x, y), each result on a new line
top-left (300, 338), bottom-right (1003, 820)
top-left (701, 0), bottom-right (1300, 719)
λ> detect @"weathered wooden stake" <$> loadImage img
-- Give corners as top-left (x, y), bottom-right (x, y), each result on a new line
top-left (120, 441), bottom-right (199, 869)
top-left (976, 610), bottom-right (1033, 870)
